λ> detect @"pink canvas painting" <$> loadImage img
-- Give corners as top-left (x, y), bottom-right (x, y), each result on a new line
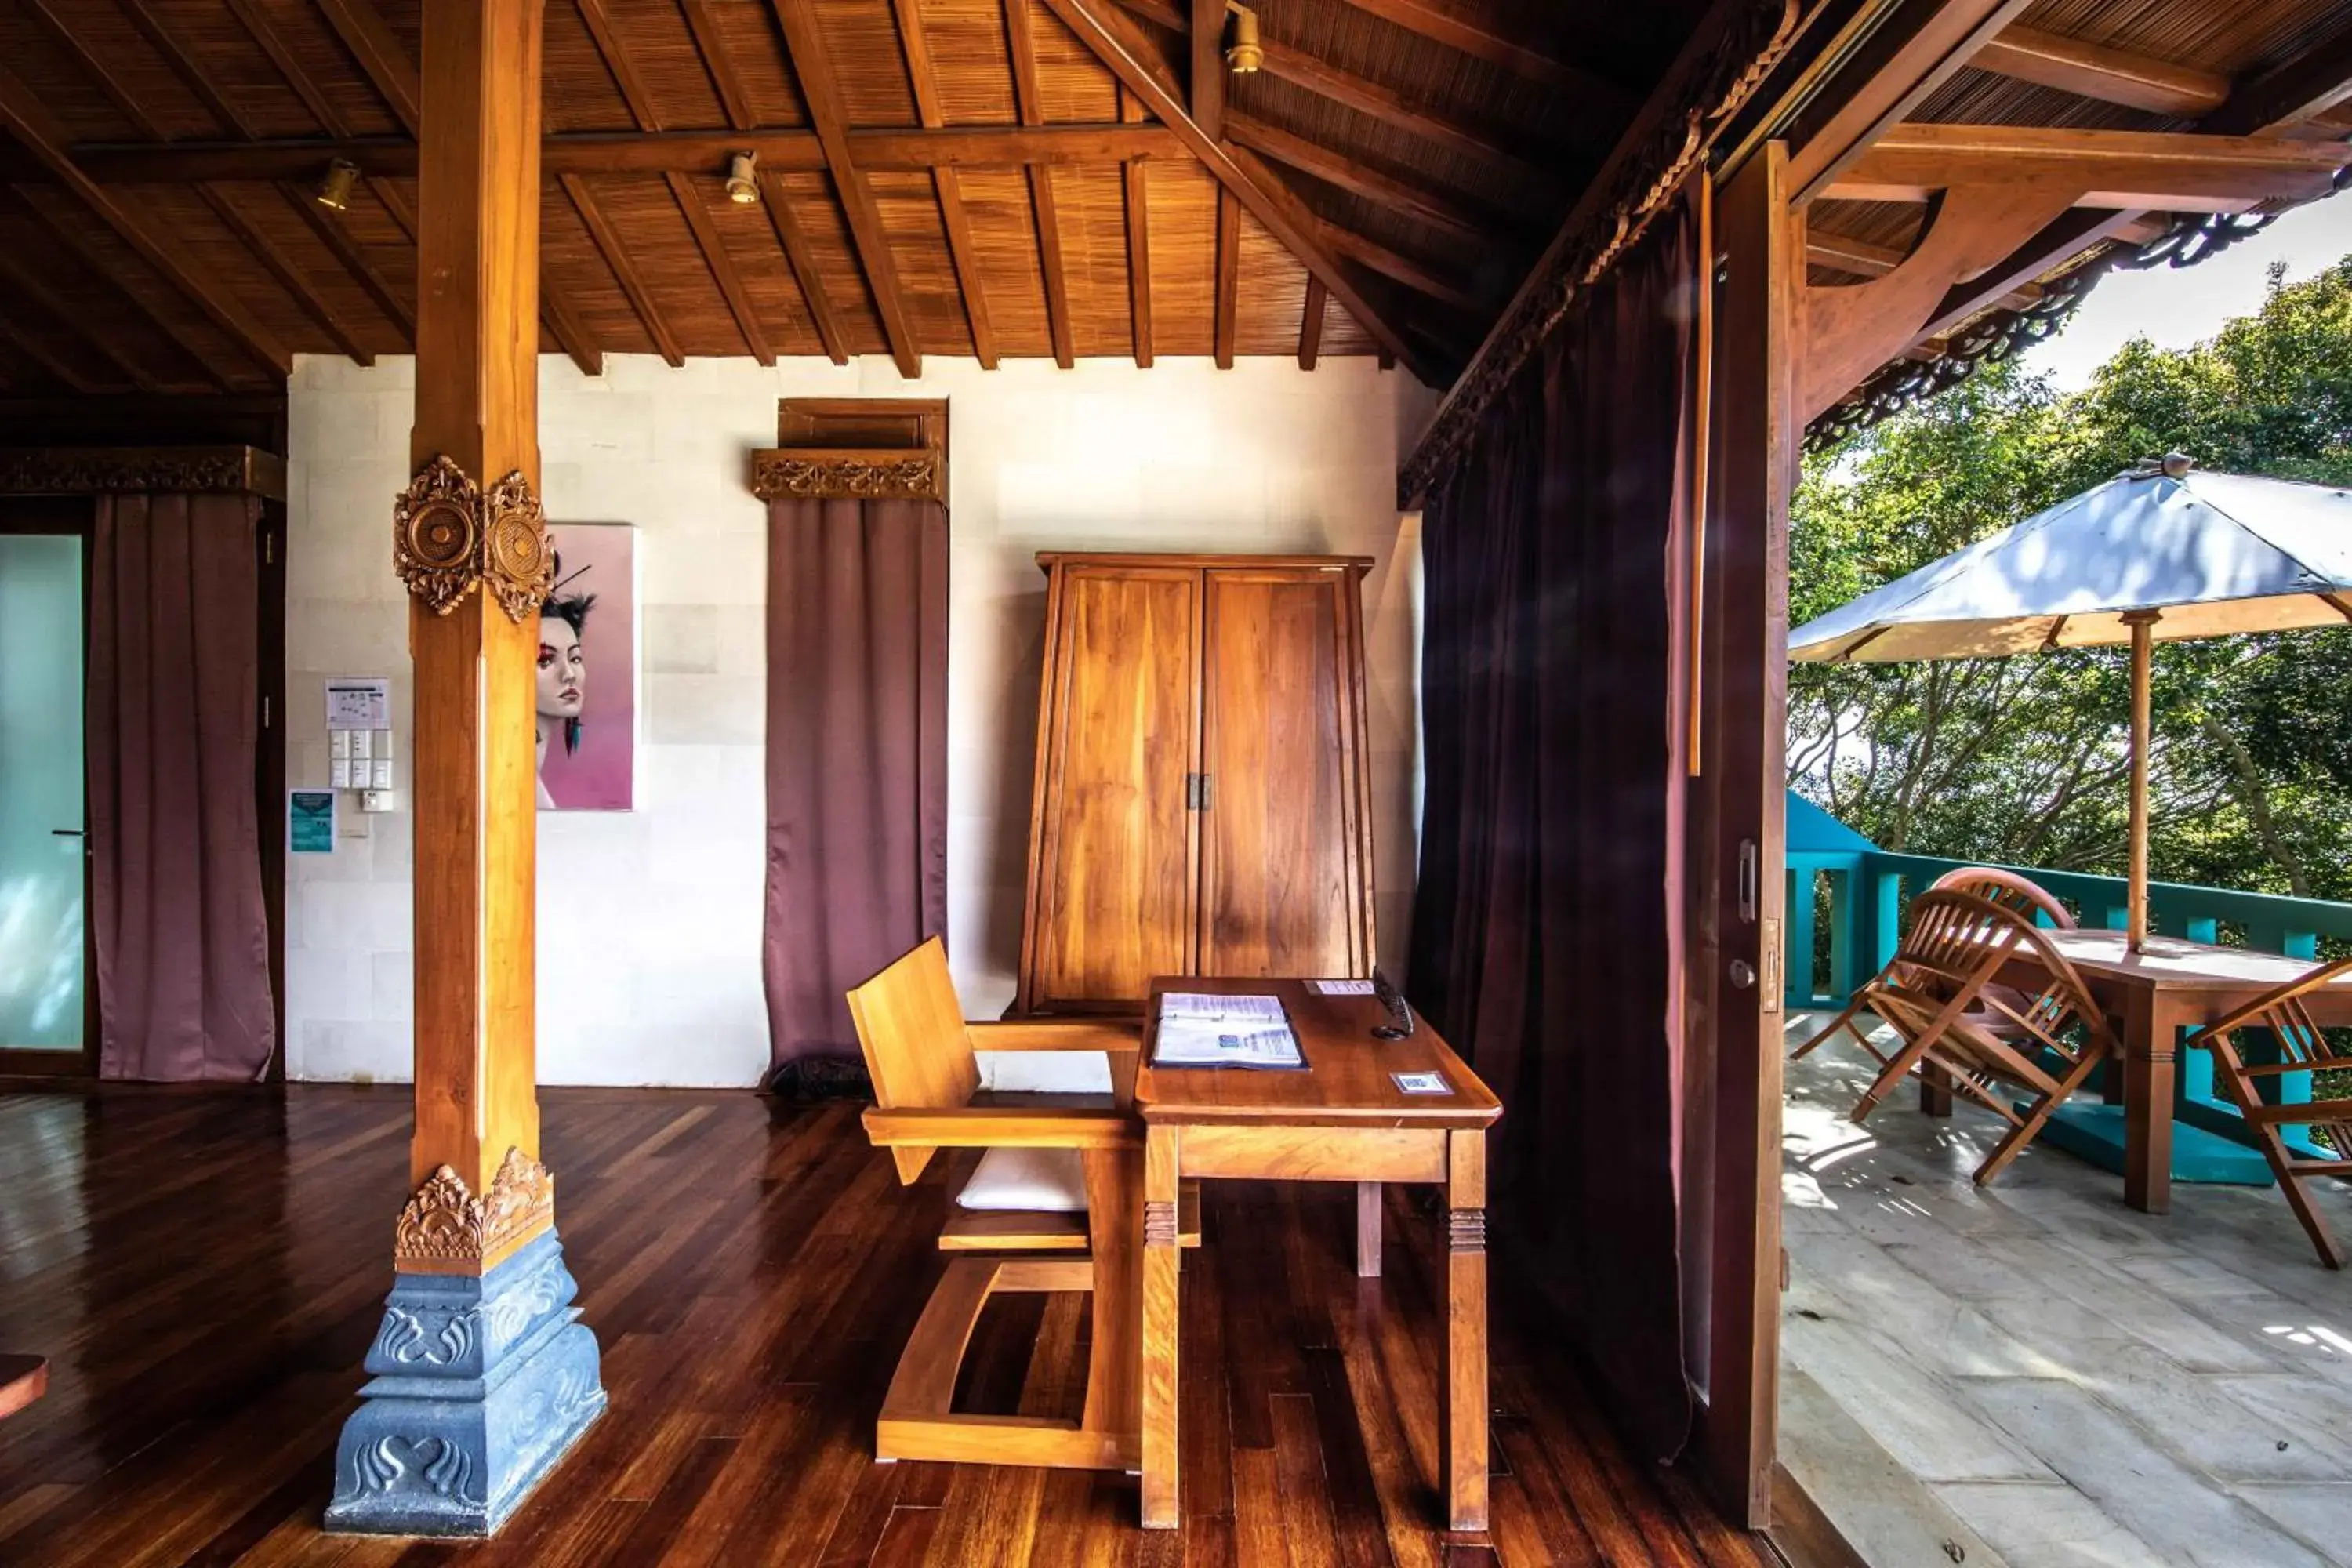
top-left (535, 522), bottom-right (637, 811)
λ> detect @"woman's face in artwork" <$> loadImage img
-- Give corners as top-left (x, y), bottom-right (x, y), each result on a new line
top-left (537, 616), bottom-right (586, 721)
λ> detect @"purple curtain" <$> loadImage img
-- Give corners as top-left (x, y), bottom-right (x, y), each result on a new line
top-left (1407, 201), bottom-right (1700, 1457)
top-left (763, 495), bottom-right (949, 1086)
top-left (89, 492), bottom-right (276, 1082)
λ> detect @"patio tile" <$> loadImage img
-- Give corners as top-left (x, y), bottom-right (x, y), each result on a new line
top-left (1962, 1379), bottom-right (2332, 1568)
top-left (1939, 1480), bottom-right (2170, 1568)
top-left (1784, 1313), bottom-right (2058, 1484)
top-left (2230, 1486), bottom-right (2352, 1567)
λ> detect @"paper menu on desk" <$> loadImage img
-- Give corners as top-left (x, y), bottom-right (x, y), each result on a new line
top-left (1152, 992), bottom-right (1304, 1069)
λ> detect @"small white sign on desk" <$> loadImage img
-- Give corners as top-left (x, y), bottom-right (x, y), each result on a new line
top-left (1392, 1071), bottom-right (1450, 1095)
top-left (1308, 978), bottom-right (1376, 996)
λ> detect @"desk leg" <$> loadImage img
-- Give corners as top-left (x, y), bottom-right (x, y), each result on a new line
top-left (2122, 991), bottom-right (2179, 1215)
top-left (1141, 1125), bottom-right (1181, 1529)
top-left (1356, 1182), bottom-right (1383, 1277)
top-left (1443, 1131), bottom-right (1489, 1532)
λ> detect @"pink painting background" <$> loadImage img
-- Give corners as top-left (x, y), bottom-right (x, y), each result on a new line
top-left (539, 522), bottom-right (637, 811)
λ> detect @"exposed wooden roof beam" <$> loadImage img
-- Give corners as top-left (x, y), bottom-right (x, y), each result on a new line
top-left (891, 0), bottom-right (996, 366)
top-left (1330, 0), bottom-right (1633, 107)
top-left (666, 172), bottom-right (776, 364)
top-left (1190, 0), bottom-right (1225, 140)
top-left (1787, 0), bottom-right (2037, 205)
top-left (24, 0), bottom-right (166, 140)
top-left (195, 184), bottom-right (376, 363)
top-left (535, 258), bottom-right (605, 378)
top-left (576, 0), bottom-right (666, 129)
top-left (5, 191), bottom-right (234, 390)
top-left (1326, 226), bottom-right (1482, 311)
top-left (771, 0), bottom-right (924, 377)
top-left (60, 125), bottom-right (1185, 183)
top-left (0, 245), bottom-right (165, 391)
top-left (224, 0), bottom-right (351, 136)
top-left (313, 0), bottom-right (422, 135)
top-left (122, 1), bottom-right (257, 138)
top-left (284, 183), bottom-right (415, 339)
top-left (1973, 24), bottom-right (2228, 118)
top-left (1214, 186), bottom-right (1238, 368)
top-left (2205, 25), bottom-right (2352, 136)
top-left (1298, 274), bottom-right (1324, 369)
top-left (561, 172), bottom-right (686, 365)
top-left (1225, 112), bottom-right (1502, 245)
top-left (1824, 125), bottom-right (2347, 210)
top-left (1807, 227), bottom-right (2039, 310)
top-left (0, 308), bottom-right (101, 394)
top-left (1007, 0), bottom-right (1074, 368)
top-left (1121, 88), bottom-right (1152, 367)
top-left (1040, 0), bottom-right (1431, 380)
top-left (680, 0), bottom-right (758, 131)
top-left (0, 62), bottom-right (290, 375)
top-left (755, 168), bottom-right (851, 364)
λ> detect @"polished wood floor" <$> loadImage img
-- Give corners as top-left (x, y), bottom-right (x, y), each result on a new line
top-left (0, 1087), bottom-right (1764, 1566)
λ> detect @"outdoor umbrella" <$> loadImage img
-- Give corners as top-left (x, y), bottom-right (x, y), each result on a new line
top-left (1788, 455), bottom-right (2352, 950)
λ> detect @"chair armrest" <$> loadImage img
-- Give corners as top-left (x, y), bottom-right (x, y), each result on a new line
top-left (966, 1021), bottom-right (1141, 1054)
top-left (862, 1105), bottom-right (1140, 1150)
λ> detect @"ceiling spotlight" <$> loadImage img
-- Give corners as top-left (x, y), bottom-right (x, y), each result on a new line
top-left (724, 151), bottom-right (760, 205)
top-left (1225, 3), bottom-right (1262, 73)
top-left (315, 158), bottom-right (360, 213)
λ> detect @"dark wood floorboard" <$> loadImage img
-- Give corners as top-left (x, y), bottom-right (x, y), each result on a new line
top-left (0, 1087), bottom-right (1769, 1566)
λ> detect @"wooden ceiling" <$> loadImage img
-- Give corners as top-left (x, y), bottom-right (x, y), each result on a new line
top-left (0, 0), bottom-right (2346, 401)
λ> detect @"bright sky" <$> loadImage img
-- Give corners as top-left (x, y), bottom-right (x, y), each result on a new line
top-left (2016, 189), bottom-right (2352, 390)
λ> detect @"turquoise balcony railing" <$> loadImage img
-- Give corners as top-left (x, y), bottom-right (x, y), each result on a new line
top-left (1784, 792), bottom-right (2352, 1177)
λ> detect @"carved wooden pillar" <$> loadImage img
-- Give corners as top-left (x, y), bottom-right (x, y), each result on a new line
top-left (327, 0), bottom-right (604, 1537)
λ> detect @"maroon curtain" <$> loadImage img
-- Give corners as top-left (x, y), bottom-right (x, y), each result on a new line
top-left (763, 496), bottom-right (949, 1086)
top-left (89, 492), bottom-right (276, 1082)
top-left (1408, 201), bottom-right (1700, 1457)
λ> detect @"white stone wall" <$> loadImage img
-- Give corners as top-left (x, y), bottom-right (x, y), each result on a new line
top-left (285, 352), bottom-right (1436, 1087)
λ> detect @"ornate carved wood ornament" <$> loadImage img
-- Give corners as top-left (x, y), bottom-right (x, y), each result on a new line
top-left (394, 1147), bottom-right (557, 1273)
top-left (749, 450), bottom-right (944, 503)
top-left (393, 456), bottom-right (556, 622)
top-left (0, 445), bottom-right (288, 500)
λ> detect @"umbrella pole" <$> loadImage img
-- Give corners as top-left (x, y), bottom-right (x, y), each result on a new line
top-left (2125, 610), bottom-right (2161, 952)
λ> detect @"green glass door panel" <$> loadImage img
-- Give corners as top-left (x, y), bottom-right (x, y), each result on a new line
top-left (0, 533), bottom-right (85, 1053)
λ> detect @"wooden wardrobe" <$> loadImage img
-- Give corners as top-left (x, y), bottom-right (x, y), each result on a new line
top-left (1014, 551), bottom-right (1377, 1015)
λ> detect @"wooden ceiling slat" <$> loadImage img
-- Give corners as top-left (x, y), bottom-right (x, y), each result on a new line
top-left (0, 62), bottom-right (290, 375)
top-left (1212, 183), bottom-right (1237, 367)
top-left (1975, 24), bottom-right (2229, 118)
top-left (122, 0), bottom-right (257, 139)
top-left (1298, 272), bottom-right (1324, 368)
top-left (23, 0), bottom-right (167, 142)
top-left (771, 0), bottom-right (923, 376)
top-left (1120, 86), bottom-right (1151, 365)
top-left (1325, 223), bottom-right (1479, 310)
top-left (560, 173), bottom-right (687, 365)
top-left (679, 0), bottom-right (760, 130)
top-left (1250, 36), bottom-right (1557, 192)
top-left (223, 0), bottom-right (352, 136)
top-left (1225, 111), bottom-right (1496, 245)
top-left (666, 171), bottom-right (777, 363)
top-left (284, 183), bottom-right (416, 339)
top-left (195, 184), bottom-right (376, 363)
top-left (2208, 21), bottom-right (2352, 135)
top-left (1330, 0), bottom-right (1632, 107)
top-left (1233, 205), bottom-right (1313, 356)
top-left (895, 0), bottom-right (998, 365)
top-left (1007, 0), bottom-right (1075, 368)
top-left (313, 0), bottom-right (422, 135)
top-left (756, 167), bottom-right (853, 362)
top-left (0, 307), bottom-right (103, 394)
top-left (0, 243), bottom-right (165, 392)
top-left (7, 188), bottom-right (235, 389)
top-left (576, 0), bottom-right (669, 130)
top-left (1040, 0), bottom-right (1427, 377)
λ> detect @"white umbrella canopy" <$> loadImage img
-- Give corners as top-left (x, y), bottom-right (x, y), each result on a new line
top-left (1788, 457), bottom-right (2352, 950)
top-left (1790, 460), bottom-right (2352, 665)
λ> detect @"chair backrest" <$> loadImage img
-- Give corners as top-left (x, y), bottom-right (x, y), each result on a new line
top-left (1888, 890), bottom-right (2107, 1054)
top-left (1929, 866), bottom-right (2076, 931)
top-left (845, 936), bottom-right (977, 1182)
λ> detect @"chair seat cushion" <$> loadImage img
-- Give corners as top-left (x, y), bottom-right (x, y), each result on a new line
top-left (956, 1146), bottom-right (1089, 1214)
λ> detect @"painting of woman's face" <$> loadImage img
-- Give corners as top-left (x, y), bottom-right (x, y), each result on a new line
top-left (538, 616), bottom-right (586, 720)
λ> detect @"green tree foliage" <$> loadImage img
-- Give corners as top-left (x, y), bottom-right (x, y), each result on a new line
top-left (1791, 255), bottom-right (2352, 903)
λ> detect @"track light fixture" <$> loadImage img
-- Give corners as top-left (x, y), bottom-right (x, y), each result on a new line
top-left (724, 151), bottom-right (760, 205)
top-left (1225, 2), bottom-right (1262, 73)
top-left (315, 158), bottom-right (360, 213)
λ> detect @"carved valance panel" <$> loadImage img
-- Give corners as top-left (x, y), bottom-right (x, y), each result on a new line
top-left (0, 445), bottom-right (288, 500)
top-left (394, 1147), bottom-right (557, 1275)
top-left (749, 448), bottom-right (946, 503)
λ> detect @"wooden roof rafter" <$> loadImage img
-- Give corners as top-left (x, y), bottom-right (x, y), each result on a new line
top-left (1973, 24), bottom-right (2229, 118)
top-left (194, 185), bottom-right (377, 365)
top-left (1007, 0), bottom-right (1079, 369)
top-left (891, 0), bottom-right (1000, 366)
top-left (3, 189), bottom-right (234, 392)
top-left (560, 172), bottom-right (688, 365)
top-left (0, 245), bottom-right (165, 394)
top-left (1120, 87), bottom-right (1154, 367)
top-left (1332, 0), bottom-right (1637, 106)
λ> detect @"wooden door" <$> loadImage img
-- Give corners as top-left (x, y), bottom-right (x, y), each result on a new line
top-left (1196, 567), bottom-right (1370, 978)
top-left (1023, 564), bottom-right (1201, 1012)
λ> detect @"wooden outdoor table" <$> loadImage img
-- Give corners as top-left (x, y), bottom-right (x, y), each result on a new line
top-left (1134, 977), bottom-right (1502, 1533)
top-left (2016, 931), bottom-right (2352, 1214)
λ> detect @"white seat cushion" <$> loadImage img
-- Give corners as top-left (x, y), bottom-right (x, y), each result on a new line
top-left (974, 1049), bottom-right (1114, 1094)
top-left (956, 1145), bottom-right (1089, 1213)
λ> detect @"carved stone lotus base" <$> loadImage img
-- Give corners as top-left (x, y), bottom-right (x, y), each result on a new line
top-left (325, 1230), bottom-right (606, 1537)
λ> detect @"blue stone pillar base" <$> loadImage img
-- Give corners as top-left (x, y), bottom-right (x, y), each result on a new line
top-left (326, 1229), bottom-right (607, 1537)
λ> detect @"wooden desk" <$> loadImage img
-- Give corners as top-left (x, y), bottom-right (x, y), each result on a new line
top-left (1134, 978), bottom-right (1502, 1532)
top-left (2021, 932), bottom-right (2352, 1214)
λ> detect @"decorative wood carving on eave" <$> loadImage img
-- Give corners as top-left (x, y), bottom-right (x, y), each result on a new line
top-left (393, 1147), bottom-right (556, 1276)
top-left (0, 445), bottom-right (288, 500)
top-left (1397, 0), bottom-right (1806, 509)
top-left (748, 448), bottom-right (946, 503)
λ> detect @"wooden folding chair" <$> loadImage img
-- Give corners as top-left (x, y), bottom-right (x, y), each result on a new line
top-left (1791, 866), bottom-right (2075, 1065)
top-left (1845, 890), bottom-right (2114, 1185)
top-left (845, 936), bottom-right (1196, 1471)
top-left (2182, 955), bottom-right (2352, 1270)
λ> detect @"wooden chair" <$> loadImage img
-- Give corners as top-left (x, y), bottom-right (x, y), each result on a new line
top-left (2181, 956), bottom-right (2352, 1269)
top-left (1843, 890), bottom-right (2114, 1185)
top-left (1791, 866), bottom-right (2075, 1066)
top-left (846, 936), bottom-right (1196, 1472)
